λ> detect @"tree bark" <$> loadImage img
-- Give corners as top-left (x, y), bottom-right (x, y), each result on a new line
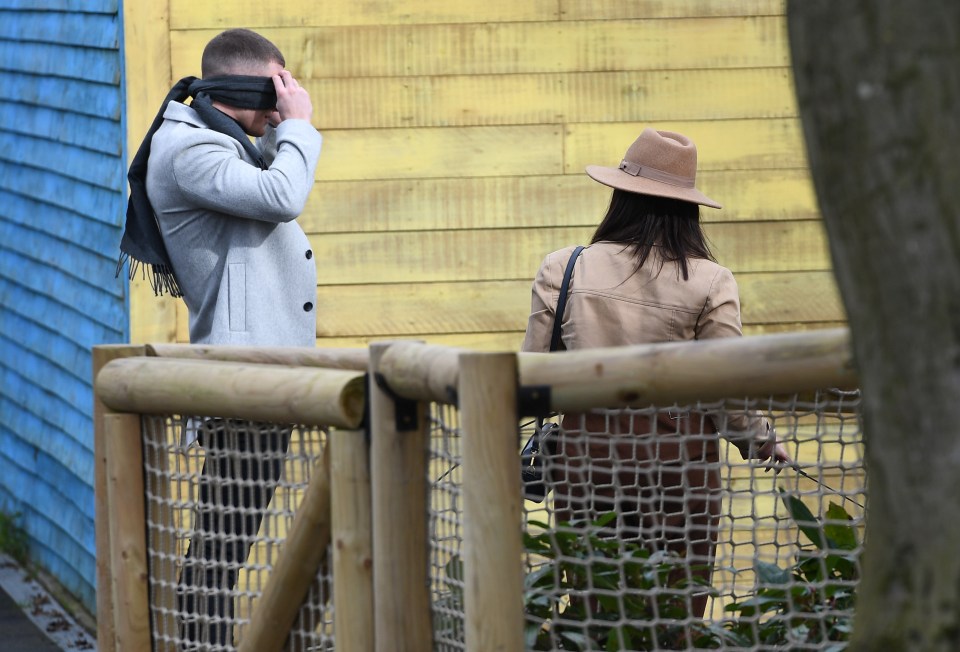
top-left (787, 2), bottom-right (960, 649)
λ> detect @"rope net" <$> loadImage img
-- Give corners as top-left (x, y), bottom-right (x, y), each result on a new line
top-left (140, 416), bottom-right (334, 651)
top-left (130, 372), bottom-right (862, 651)
top-left (428, 390), bottom-right (864, 651)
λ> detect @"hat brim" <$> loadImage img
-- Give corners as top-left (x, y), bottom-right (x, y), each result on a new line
top-left (585, 165), bottom-right (722, 209)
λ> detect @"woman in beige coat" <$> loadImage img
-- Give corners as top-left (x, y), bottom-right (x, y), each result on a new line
top-left (522, 128), bottom-right (790, 618)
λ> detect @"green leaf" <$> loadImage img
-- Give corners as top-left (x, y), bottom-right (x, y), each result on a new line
top-left (715, 623), bottom-right (754, 647)
top-left (781, 491), bottom-right (829, 549)
top-left (789, 623), bottom-right (811, 642)
top-left (824, 503), bottom-right (859, 550)
top-left (605, 626), bottom-right (635, 651)
top-left (592, 511), bottom-right (619, 528)
top-left (756, 560), bottom-right (792, 585)
top-left (559, 630), bottom-right (590, 650)
top-left (524, 622), bottom-right (543, 648)
top-left (731, 592), bottom-right (789, 616)
top-left (524, 564), bottom-right (556, 589)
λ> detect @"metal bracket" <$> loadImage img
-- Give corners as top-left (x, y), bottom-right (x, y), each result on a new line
top-left (517, 384), bottom-right (552, 417)
top-left (373, 372), bottom-right (419, 431)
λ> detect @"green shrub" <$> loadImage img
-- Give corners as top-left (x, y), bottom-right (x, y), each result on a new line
top-left (439, 490), bottom-right (860, 650)
top-left (521, 512), bottom-right (727, 650)
top-left (722, 490), bottom-right (859, 650)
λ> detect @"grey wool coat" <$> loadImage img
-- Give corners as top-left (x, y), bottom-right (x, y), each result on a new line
top-left (146, 102), bottom-right (323, 347)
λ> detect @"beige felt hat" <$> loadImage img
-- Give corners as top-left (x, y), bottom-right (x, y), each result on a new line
top-left (585, 128), bottom-right (721, 209)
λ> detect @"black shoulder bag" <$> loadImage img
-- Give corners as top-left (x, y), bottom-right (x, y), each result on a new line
top-left (520, 245), bottom-right (585, 502)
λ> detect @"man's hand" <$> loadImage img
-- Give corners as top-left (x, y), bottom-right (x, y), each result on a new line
top-left (272, 70), bottom-right (313, 123)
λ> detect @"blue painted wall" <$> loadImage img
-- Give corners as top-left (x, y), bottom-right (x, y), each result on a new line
top-left (0, 0), bottom-right (127, 613)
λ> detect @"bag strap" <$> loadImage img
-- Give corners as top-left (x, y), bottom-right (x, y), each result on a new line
top-left (550, 245), bottom-right (585, 352)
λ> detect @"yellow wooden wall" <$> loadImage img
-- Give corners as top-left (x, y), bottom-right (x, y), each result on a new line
top-left (126, 0), bottom-right (845, 349)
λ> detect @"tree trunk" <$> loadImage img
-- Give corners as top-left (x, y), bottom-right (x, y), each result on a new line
top-left (787, 2), bottom-right (960, 649)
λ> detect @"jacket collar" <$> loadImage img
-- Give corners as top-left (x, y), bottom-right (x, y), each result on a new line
top-left (162, 101), bottom-right (209, 129)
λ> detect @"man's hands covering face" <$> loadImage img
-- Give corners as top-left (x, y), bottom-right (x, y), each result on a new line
top-left (268, 70), bottom-right (312, 126)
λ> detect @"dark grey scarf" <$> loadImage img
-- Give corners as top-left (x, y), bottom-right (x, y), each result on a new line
top-left (118, 75), bottom-right (277, 297)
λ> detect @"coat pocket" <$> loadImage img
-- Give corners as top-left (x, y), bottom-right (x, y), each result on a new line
top-left (228, 263), bottom-right (246, 332)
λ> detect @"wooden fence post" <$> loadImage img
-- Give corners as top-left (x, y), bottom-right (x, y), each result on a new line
top-left (459, 353), bottom-right (524, 652)
top-left (103, 412), bottom-right (151, 652)
top-left (369, 342), bottom-right (432, 652)
top-left (331, 428), bottom-right (375, 652)
top-left (93, 345), bottom-right (145, 652)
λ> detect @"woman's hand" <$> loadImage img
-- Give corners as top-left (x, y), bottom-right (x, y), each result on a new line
top-left (756, 427), bottom-right (793, 473)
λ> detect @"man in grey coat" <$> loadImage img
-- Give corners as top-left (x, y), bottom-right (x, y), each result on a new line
top-left (122, 28), bottom-right (322, 647)
top-left (147, 33), bottom-right (321, 347)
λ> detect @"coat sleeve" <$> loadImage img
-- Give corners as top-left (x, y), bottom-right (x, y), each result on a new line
top-left (696, 266), bottom-right (743, 340)
top-left (697, 266), bottom-right (771, 458)
top-left (521, 252), bottom-right (562, 353)
top-left (172, 120), bottom-right (322, 223)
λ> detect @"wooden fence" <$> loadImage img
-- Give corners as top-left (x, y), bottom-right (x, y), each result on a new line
top-left (94, 328), bottom-right (860, 651)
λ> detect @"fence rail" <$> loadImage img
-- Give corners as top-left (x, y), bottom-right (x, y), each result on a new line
top-left (94, 329), bottom-right (863, 652)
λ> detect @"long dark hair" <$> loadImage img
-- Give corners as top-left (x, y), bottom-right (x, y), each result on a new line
top-left (590, 189), bottom-right (715, 280)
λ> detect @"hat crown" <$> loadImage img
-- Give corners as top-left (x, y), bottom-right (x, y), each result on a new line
top-left (623, 128), bottom-right (697, 182)
top-left (583, 126), bottom-right (720, 208)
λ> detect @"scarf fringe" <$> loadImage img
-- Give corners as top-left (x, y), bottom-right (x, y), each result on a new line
top-left (117, 253), bottom-right (183, 298)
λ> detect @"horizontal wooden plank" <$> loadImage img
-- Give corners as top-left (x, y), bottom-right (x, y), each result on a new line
top-left (739, 270), bottom-right (845, 324)
top-left (170, 16), bottom-right (788, 79)
top-left (0, 101), bottom-right (120, 156)
top-left (744, 321), bottom-right (846, 335)
top-left (0, 189), bottom-right (120, 254)
top-left (0, 0), bottom-right (116, 11)
top-left (315, 125), bottom-right (563, 181)
top-left (313, 119), bottom-right (808, 183)
top-left (559, 0), bottom-right (784, 20)
top-left (313, 326), bottom-right (851, 358)
top-left (4, 71), bottom-right (120, 119)
top-left (0, 308), bottom-right (91, 384)
top-left (196, 325), bottom-right (851, 353)
top-left (565, 118), bottom-right (809, 173)
top-left (308, 221), bottom-right (829, 285)
top-left (0, 132), bottom-right (122, 190)
top-left (0, 162), bottom-right (122, 226)
top-left (0, 10), bottom-right (118, 47)
top-left (310, 271), bottom-right (842, 338)
top-left (184, 306), bottom-right (846, 352)
top-left (0, 362), bottom-right (94, 460)
top-left (0, 281), bottom-right (124, 351)
top-left (706, 219), bottom-right (830, 274)
top-left (309, 68), bottom-right (797, 129)
top-left (301, 169), bottom-right (818, 234)
top-left (0, 218), bottom-right (118, 283)
top-left (169, 0), bottom-right (558, 28)
top-left (0, 247), bottom-right (126, 330)
top-left (0, 40), bottom-right (119, 84)
top-left (314, 332), bottom-right (525, 352)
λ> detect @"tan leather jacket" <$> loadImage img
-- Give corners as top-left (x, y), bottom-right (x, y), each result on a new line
top-left (521, 241), bottom-right (768, 457)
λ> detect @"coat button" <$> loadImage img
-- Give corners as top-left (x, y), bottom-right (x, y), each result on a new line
top-left (305, 250), bottom-right (313, 259)
top-left (303, 302), bottom-right (314, 312)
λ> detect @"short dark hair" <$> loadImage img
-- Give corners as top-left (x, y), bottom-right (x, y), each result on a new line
top-left (590, 189), bottom-right (715, 280)
top-left (201, 28), bottom-right (285, 78)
